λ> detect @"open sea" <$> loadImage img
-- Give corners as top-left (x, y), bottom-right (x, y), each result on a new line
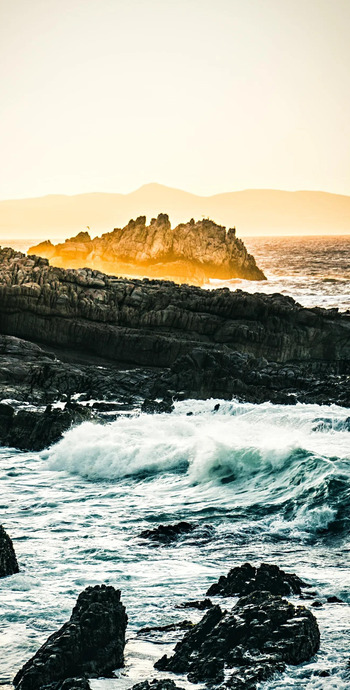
top-left (0, 235), bottom-right (349, 689)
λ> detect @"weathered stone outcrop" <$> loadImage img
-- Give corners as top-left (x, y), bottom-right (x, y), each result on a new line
top-left (28, 215), bottom-right (266, 285)
top-left (0, 525), bottom-right (19, 577)
top-left (206, 562), bottom-right (308, 597)
top-left (0, 248), bottom-right (349, 366)
top-left (0, 400), bottom-right (92, 451)
top-left (13, 585), bottom-right (127, 690)
top-left (131, 681), bottom-right (184, 690)
top-left (155, 591), bottom-right (320, 688)
top-left (0, 249), bottom-right (349, 413)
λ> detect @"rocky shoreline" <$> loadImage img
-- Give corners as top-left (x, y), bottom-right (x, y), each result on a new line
top-left (0, 248), bottom-right (349, 438)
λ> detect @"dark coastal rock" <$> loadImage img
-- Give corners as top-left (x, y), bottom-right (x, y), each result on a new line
top-left (206, 562), bottom-right (308, 597)
top-left (0, 250), bottom-right (349, 410)
top-left (29, 215), bottom-right (266, 285)
top-left (138, 620), bottom-right (193, 635)
top-left (141, 398), bottom-right (174, 414)
top-left (176, 599), bottom-right (213, 611)
top-left (42, 680), bottom-right (91, 690)
top-left (155, 590), bottom-right (320, 688)
top-left (131, 680), bottom-right (184, 690)
top-left (0, 401), bottom-right (92, 451)
top-left (139, 522), bottom-right (195, 543)
top-left (13, 584), bottom-right (127, 690)
top-left (0, 525), bottom-right (19, 578)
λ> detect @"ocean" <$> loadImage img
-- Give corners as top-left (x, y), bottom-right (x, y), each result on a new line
top-left (0, 235), bottom-right (350, 689)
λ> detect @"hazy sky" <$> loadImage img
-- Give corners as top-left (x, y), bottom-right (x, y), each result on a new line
top-left (1, 0), bottom-right (349, 199)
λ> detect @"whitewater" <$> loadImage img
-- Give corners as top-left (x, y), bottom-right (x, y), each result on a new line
top-left (1, 399), bottom-right (350, 688)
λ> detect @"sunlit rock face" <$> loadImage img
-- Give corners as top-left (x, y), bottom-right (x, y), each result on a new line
top-left (28, 215), bottom-right (266, 285)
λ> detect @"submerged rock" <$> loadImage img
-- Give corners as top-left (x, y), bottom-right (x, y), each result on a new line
top-left (206, 562), bottom-right (308, 597)
top-left (13, 584), bottom-right (127, 690)
top-left (139, 522), bottom-right (195, 543)
top-left (138, 620), bottom-right (193, 635)
top-left (155, 590), bottom-right (320, 688)
top-left (0, 525), bottom-right (19, 578)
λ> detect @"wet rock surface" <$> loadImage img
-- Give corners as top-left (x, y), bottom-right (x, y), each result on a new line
top-left (0, 400), bottom-right (92, 451)
top-left (131, 680), bottom-right (184, 690)
top-left (155, 590), bottom-right (320, 688)
top-left (0, 249), bottom-right (349, 413)
top-left (13, 585), bottom-right (127, 690)
top-left (139, 522), bottom-right (195, 543)
top-left (42, 680), bottom-right (91, 690)
top-left (29, 215), bottom-right (266, 285)
top-left (176, 598), bottom-right (213, 611)
top-left (0, 525), bottom-right (19, 578)
top-left (206, 562), bottom-right (308, 597)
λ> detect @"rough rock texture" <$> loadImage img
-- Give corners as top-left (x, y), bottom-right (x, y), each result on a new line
top-left (139, 522), bottom-right (195, 543)
top-left (28, 215), bottom-right (266, 285)
top-left (155, 591), bottom-right (320, 688)
top-left (206, 562), bottom-right (308, 597)
top-left (0, 400), bottom-right (92, 451)
top-left (176, 599), bottom-right (213, 611)
top-left (131, 681), bottom-right (184, 690)
top-left (0, 525), bottom-right (19, 578)
top-left (0, 249), bottom-right (349, 411)
top-left (42, 680), bottom-right (91, 690)
top-left (13, 585), bottom-right (127, 690)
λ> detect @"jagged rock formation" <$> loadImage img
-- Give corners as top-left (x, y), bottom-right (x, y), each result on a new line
top-left (13, 585), bottom-right (127, 690)
top-left (0, 525), bottom-right (19, 577)
top-left (155, 591), bottom-right (320, 688)
top-left (28, 215), bottom-right (266, 285)
top-left (0, 400), bottom-right (92, 451)
top-left (206, 562), bottom-right (308, 597)
top-left (0, 249), bottom-right (349, 415)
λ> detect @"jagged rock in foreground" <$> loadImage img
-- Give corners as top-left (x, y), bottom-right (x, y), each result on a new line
top-left (155, 591), bottom-right (320, 689)
top-left (13, 585), bottom-right (127, 690)
top-left (206, 562), bottom-right (309, 597)
top-left (28, 215), bottom-right (266, 285)
top-left (0, 525), bottom-right (19, 578)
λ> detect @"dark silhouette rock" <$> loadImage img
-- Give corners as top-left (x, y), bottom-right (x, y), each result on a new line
top-left (0, 402), bottom-right (92, 452)
top-left (139, 522), bottom-right (195, 544)
top-left (155, 590), bottom-right (320, 688)
top-left (131, 681), bottom-right (184, 690)
top-left (176, 599), bottom-right (213, 611)
top-left (0, 525), bottom-right (19, 578)
top-left (138, 621), bottom-right (193, 635)
top-left (141, 398), bottom-right (174, 414)
top-left (42, 680), bottom-right (91, 690)
top-left (206, 562), bottom-right (308, 597)
top-left (28, 215), bottom-right (266, 285)
top-left (13, 585), bottom-right (127, 690)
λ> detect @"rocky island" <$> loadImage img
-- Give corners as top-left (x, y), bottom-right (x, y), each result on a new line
top-left (28, 214), bottom-right (266, 285)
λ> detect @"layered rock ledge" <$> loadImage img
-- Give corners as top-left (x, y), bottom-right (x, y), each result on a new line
top-left (28, 215), bottom-right (266, 285)
top-left (0, 248), bottom-right (349, 415)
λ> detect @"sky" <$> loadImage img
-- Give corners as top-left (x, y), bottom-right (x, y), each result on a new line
top-left (1, 0), bottom-right (349, 200)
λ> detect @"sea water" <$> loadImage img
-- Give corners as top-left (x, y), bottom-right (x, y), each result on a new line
top-left (0, 236), bottom-right (349, 688)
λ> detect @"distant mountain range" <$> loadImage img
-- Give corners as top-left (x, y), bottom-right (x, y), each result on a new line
top-left (1, 183), bottom-right (350, 240)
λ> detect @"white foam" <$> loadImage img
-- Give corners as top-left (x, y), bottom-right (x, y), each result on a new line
top-left (46, 399), bottom-right (350, 485)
